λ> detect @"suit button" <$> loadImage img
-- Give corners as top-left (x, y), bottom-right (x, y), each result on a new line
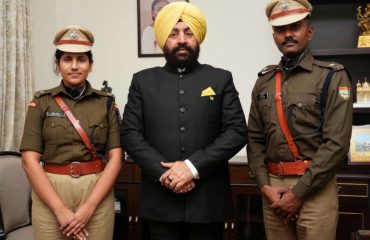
top-left (181, 147), bottom-right (186, 152)
top-left (179, 74), bottom-right (183, 78)
top-left (179, 89), bottom-right (185, 95)
top-left (180, 107), bottom-right (186, 113)
top-left (180, 126), bottom-right (186, 132)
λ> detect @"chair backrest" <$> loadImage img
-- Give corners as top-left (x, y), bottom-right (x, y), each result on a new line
top-left (0, 151), bottom-right (31, 234)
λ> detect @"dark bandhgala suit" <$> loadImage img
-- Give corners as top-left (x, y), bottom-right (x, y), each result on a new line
top-left (120, 61), bottom-right (248, 225)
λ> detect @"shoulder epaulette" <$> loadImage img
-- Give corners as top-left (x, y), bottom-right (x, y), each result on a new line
top-left (33, 89), bottom-right (52, 98)
top-left (258, 65), bottom-right (278, 77)
top-left (315, 60), bottom-right (344, 71)
top-left (93, 89), bottom-right (115, 98)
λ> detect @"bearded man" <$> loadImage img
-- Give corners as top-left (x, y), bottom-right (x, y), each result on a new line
top-left (120, 2), bottom-right (247, 240)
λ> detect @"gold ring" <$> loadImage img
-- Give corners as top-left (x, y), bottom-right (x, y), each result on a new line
top-left (168, 176), bottom-right (173, 181)
top-left (188, 184), bottom-right (192, 190)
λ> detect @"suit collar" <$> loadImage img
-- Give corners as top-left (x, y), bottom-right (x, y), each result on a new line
top-left (164, 60), bottom-right (201, 74)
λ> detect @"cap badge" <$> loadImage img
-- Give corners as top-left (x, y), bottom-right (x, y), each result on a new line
top-left (278, 0), bottom-right (289, 11)
top-left (69, 31), bottom-right (79, 40)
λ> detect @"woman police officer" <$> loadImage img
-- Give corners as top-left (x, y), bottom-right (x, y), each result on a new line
top-left (20, 25), bottom-right (122, 240)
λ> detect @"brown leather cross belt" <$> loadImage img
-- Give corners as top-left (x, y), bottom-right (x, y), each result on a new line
top-left (43, 159), bottom-right (105, 178)
top-left (267, 160), bottom-right (311, 176)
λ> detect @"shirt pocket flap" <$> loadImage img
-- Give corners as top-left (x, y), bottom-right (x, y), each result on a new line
top-left (285, 93), bottom-right (317, 108)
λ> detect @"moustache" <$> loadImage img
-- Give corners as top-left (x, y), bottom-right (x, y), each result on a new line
top-left (283, 38), bottom-right (298, 45)
top-left (173, 44), bottom-right (193, 53)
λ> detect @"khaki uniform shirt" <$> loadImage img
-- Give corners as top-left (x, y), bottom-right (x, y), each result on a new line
top-left (247, 53), bottom-right (353, 198)
top-left (20, 81), bottom-right (121, 164)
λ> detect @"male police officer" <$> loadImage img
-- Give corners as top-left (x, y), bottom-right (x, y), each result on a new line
top-left (247, 0), bottom-right (352, 239)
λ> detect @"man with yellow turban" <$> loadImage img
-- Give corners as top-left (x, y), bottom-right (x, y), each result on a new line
top-left (121, 2), bottom-right (247, 239)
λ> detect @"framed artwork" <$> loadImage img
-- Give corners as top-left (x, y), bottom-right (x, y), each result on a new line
top-left (348, 125), bottom-right (370, 165)
top-left (137, 0), bottom-right (189, 57)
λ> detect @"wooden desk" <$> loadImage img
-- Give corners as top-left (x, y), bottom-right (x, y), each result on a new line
top-left (114, 159), bottom-right (370, 240)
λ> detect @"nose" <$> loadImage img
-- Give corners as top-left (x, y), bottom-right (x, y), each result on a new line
top-left (71, 59), bottom-right (78, 69)
top-left (283, 27), bottom-right (295, 38)
top-left (177, 32), bottom-right (186, 44)
top-left (283, 30), bottom-right (293, 38)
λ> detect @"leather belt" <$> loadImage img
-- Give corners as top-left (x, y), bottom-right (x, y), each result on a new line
top-left (44, 159), bottom-right (105, 178)
top-left (267, 160), bottom-right (311, 176)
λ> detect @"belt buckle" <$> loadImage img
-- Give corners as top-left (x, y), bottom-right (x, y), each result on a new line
top-left (277, 162), bottom-right (284, 176)
top-left (70, 162), bottom-right (81, 178)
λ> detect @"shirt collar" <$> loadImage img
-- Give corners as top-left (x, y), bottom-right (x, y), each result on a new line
top-left (279, 50), bottom-right (314, 72)
top-left (51, 80), bottom-right (94, 99)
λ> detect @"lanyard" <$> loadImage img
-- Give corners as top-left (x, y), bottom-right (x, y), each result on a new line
top-left (274, 71), bottom-right (301, 160)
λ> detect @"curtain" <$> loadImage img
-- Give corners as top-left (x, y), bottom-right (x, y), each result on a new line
top-left (0, 0), bottom-right (34, 151)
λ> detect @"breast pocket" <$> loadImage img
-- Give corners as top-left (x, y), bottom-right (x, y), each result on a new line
top-left (198, 96), bottom-right (221, 125)
top-left (43, 117), bottom-right (68, 145)
top-left (285, 94), bottom-right (321, 134)
top-left (88, 117), bottom-right (108, 147)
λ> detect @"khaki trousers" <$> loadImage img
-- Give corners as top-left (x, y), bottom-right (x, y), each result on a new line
top-left (32, 172), bottom-right (115, 240)
top-left (262, 174), bottom-right (338, 240)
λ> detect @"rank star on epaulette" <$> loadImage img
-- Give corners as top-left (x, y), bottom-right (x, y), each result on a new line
top-left (260, 67), bottom-right (269, 74)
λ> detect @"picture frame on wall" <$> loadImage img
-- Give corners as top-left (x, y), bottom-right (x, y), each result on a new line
top-left (348, 125), bottom-right (370, 165)
top-left (137, 0), bottom-right (189, 57)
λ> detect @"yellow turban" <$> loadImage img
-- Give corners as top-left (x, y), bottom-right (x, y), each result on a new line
top-left (154, 2), bottom-right (207, 50)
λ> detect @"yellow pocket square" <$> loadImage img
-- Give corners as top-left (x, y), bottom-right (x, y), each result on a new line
top-left (201, 87), bottom-right (216, 97)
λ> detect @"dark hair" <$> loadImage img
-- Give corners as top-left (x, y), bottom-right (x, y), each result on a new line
top-left (54, 49), bottom-right (93, 63)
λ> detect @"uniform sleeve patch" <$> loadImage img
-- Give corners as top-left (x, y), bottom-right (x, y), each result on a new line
top-left (339, 86), bottom-right (350, 100)
top-left (28, 101), bottom-right (37, 107)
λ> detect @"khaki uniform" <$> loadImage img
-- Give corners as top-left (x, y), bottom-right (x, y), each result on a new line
top-left (20, 81), bottom-right (121, 240)
top-left (20, 81), bottom-right (121, 163)
top-left (247, 53), bottom-right (352, 240)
